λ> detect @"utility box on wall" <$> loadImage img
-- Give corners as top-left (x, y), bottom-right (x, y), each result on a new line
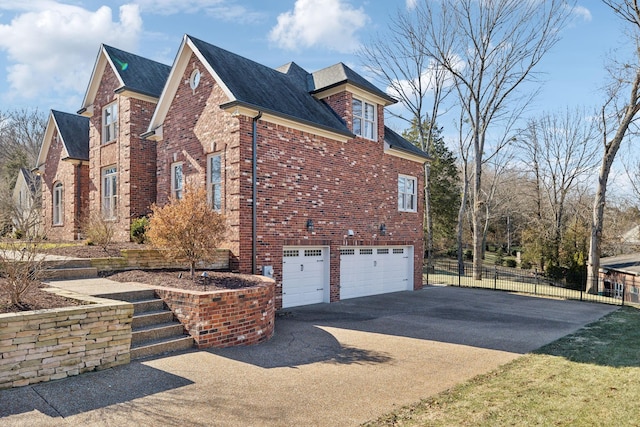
top-left (262, 265), bottom-right (274, 279)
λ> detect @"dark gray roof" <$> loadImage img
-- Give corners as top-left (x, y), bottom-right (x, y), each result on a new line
top-left (311, 63), bottom-right (396, 104)
top-left (51, 110), bottom-right (89, 161)
top-left (601, 254), bottom-right (640, 276)
top-left (19, 167), bottom-right (39, 193)
top-left (276, 62), bottom-right (314, 91)
top-left (103, 45), bottom-right (171, 98)
top-left (189, 36), bottom-right (352, 136)
top-left (384, 126), bottom-right (430, 160)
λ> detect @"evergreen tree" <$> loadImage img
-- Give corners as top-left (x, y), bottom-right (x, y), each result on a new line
top-left (403, 119), bottom-right (460, 251)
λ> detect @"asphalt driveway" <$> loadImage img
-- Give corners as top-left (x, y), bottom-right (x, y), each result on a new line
top-left (1, 286), bottom-right (617, 426)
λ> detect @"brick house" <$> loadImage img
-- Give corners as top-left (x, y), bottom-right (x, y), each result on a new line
top-left (144, 35), bottom-right (429, 308)
top-left (34, 110), bottom-right (90, 240)
top-left (599, 254), bottom-right (640, 303)
top-left (76, 44), bottom-right (170, 241)
top-left (11, 167), bottom-right (41, 237)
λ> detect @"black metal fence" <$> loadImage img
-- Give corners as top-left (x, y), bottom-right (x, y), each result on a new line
top-left (425, 259), bottom-right (627, 307)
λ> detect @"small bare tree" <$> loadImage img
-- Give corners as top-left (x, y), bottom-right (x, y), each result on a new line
top-left (0, 238), bottom-right (55, 309)
top-left (146, 186), bottom-right (227, 278)
top-left (82, 211), bottom-right (116, 256)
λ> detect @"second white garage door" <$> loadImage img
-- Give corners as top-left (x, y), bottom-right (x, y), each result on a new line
top-left (282, 246), bottom-right (329, 308)
top-left (340, 246), bottom-right (413, 300)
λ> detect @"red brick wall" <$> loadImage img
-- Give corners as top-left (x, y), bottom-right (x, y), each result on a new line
top-left (157, 54), bottom-right (425, 309)
top-left (88, 64), bottom-right (158, 241)
top-left (154, 279), bottom-right (275, 348)
top-left (41, 129), bottom-right (88, 240)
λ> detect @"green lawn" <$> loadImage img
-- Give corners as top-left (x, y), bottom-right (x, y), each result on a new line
top-left (363, 306), bottom-right (640, 426)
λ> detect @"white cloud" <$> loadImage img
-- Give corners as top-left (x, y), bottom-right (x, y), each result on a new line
top-left (572, 5), bottom-right (592, 22)
top-left (0, 2), bottom-right (142, 100)
top-left (268, 0), bottom-right (369, 53)
top-left (133, 0), bottom-right (263, 23)
top-left (406, 0), bottom-right (417, 11)
top-left (386, 57), bottom-right (462, 101)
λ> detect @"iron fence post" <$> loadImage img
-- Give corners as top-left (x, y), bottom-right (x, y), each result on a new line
top-left (494, 266), bottom-right (497, 290)
top-left (535, 268), bottom-right (538, 294)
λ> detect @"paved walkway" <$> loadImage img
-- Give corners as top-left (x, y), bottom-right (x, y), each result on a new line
top-left (45, 277), bottom-right (154, 296)
top-left (0, 286), bottom-right (617, 426)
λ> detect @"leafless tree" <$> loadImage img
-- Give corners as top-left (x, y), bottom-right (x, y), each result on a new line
top-left (587, 0), bottom-right (640, 293)
top-left (0, 108), bottom-right (46, 187)
top-left (414, 0), bottom-right (574, 279)
top-left (359, 8), bottom-right (453, 269)
top-left (520, 108), bottom-right (599, 267)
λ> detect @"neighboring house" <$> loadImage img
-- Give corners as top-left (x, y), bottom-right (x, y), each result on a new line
top-left (34, 110), bottom-right (90, 241)
top-left (76, 44), bottom-right (171, 241)
top-left (599, 254), bottom-right (640, 303)
top-left (11, 167), bottom-right (41, 237)
top-left (143, 35), bottom-right (429, 309)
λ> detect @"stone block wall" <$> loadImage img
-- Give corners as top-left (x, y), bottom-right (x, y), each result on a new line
top-left (154, 277), bottom-right (275, 349)
top-left (0, 290), bottom-right (133, 390)
top-left (90, 248), bottom-right (230, 272)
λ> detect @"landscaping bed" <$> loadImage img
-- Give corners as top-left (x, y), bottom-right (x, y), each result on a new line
top-left (0, 280), bottom-right (84, 314)
top-left (103, 269), bottom-right (261, 291)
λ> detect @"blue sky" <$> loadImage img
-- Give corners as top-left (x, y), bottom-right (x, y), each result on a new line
top-left (0, 0), bottom-right (628, 136)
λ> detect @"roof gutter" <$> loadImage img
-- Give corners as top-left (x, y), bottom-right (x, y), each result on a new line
top-left (252, 111), bottom-right (263, 275)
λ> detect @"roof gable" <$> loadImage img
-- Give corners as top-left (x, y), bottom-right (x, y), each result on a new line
top-left (311, 63), bottom-right (396, 105)
top-left (79, 44), bottom-right (170, 114)
top-left (36, 110), bottom-right (89, 168)
top-left (384, 126), bottom-right (430, 162)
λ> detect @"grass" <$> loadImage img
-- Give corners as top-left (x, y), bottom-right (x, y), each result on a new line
top-left (363, 306), bottom-right (640, 426)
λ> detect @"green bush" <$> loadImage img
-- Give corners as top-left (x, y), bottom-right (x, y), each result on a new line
top-left (504, 259), bottom-right (517, 268)
top-left (130, 217), bottom-right (149, 244)
top-left (464, 249), bottom-right (473, 260)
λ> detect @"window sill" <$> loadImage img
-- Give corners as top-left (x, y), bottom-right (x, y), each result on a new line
top-left (398, 209), bottom-right (417, 213)
top-left (101, 140), bottom-right (117, 147)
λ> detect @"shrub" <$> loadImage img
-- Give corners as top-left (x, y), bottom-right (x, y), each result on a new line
top-left (12, 229), bottom-right (24, 239)
top-left (130, 217), bottom-right (149, 244)
top-left (82, 211), bottom-right (115, 255)
top-left (504, 259), bottom-right (517, 268)
top-left (464, 249), bottom-right (473, 260)
top-left (146, 186), bottom-right (227, 278)
top-left (520, 260), bottom-right (532, 270)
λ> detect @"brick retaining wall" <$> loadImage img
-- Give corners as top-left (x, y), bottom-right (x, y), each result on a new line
top-left (0, 290), bottom-right (133, 390)
top-left (154, 277), bottom-right (275, 349)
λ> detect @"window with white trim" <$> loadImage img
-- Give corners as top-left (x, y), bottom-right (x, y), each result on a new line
top-left (102, 166), bottom-right (117, 219)
top-left (398, 175), bottom-right (417, 212)
top-left (207, 154), bottom-right (222, 211)
top-left (352, 98), bottom-right (376, 140)
top-left (102, 102), bottom-right (118, 144)
top-left (53, 182), bottom-right (63, 225)
top-left (171, 162), bottom-right (183, 200)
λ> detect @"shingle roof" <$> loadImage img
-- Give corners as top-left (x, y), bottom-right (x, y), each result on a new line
top-left (103, 45), bottom-right (171, 98)
top-left (189, 36), bottom-right (351, 136)
top-left (384, 126), bottom-right (430, 160)
top-left (19, 167), bottom-right (39, 193)
top-left (51, 110), bottom-right (89, 161)
top-left (311, 63), bottom-right (396, 104)
top-left (601, 254), bottom-right (640, 276)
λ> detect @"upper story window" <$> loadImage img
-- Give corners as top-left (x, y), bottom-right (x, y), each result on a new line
top-left (398, 175), bottom-right (417, 212)
top-left (171, 162), bottom-right (183, 200)
top-left (352, 98), bottom-right (376, 140)
top-left (102, 166), bottom-right (117, 219)
top-left (53, 182), bottom-right (63, 225)
top-left (208, 154), bottom-right (222, 212)
top-left (102, 102), bottom-right (118, 144)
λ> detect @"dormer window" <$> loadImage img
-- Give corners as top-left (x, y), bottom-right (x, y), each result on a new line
top-left (102, 101), bottom-right (118, 144)
top-left (353, 98), bottom-right (376, 140)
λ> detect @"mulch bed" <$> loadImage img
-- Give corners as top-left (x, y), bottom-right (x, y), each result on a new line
top-left (103, 269), bottom-right (262, 292)
top-left (0, 281), bottom-right (84, 314)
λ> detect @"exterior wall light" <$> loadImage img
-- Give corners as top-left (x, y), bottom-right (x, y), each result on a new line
top-left (306, 219), bottom-right (314, 232)
top-left (380, 224), bottom-right (386, 236)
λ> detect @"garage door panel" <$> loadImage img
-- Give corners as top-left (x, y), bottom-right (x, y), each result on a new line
top-left (282, 247), bottom-right (328, 308)
top-left (340, 246), bottom-right (413, 300)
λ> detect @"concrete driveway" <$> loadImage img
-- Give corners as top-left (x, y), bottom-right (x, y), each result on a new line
top-left (1, 287), bottom-right (617, 426)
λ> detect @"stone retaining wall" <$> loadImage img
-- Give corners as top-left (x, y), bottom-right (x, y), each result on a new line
top-left (91, 248), bottom-right (230, 272)
top-left (0, 290), bottom-right (133, 390)
top-left (154, 277), bottom-right (275, 349)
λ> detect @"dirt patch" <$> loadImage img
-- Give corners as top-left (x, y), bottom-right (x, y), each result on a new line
top-left (103, 269), bottom-right (262, 292)
top-left (0, 281), bottom-right (84, 314)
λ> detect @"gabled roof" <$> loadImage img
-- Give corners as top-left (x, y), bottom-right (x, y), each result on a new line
top-left (311, 63), bottom-right (396, 105)
top-left (188, 36), bottom-right (350, 136)
top-left (17, 167), bottom-right (39, 193)
top-left (600, 253), bottom-right (640, 276)
top-left (384, 126), bottom-right (430, 161)
top-left (79, 44), bottom-right (170, 114)
top-left (35, 110), bottom-right (89, 168)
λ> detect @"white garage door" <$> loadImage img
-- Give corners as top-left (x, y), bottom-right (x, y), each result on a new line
top-left (282, 247), bottom-right (329, 308)
top-left (340, 246), bottom-right (413, 300)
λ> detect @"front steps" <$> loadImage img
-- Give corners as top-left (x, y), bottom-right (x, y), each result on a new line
top-left (45, 258), bottom-right (99, 280)
top-left (99, 289), bottom-right (194, 360)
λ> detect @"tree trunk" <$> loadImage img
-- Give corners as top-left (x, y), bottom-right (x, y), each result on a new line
top-left (424, 162), bottom-right (433, 272)
top-left (472, 132), bottom-right (483, 280)
top-left (457, 172), bottom-right (469, 275)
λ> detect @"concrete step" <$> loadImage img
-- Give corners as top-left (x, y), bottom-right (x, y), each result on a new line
top-left (46, 267), bottom-right (98, 280)
top-left (133, 298), bottom-right (166, 315)
top-left (132, 310), bottom-right (175, 329)
top-left (130, 336), bottom-right (194, 360)
top-left (97, 289), bottom-right (158, 303)
top-left (132, 322), bottom-right (187, 345)
top-left (43, 258), bottom-right (94, 269)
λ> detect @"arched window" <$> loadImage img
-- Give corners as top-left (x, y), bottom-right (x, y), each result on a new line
top-left (53, 182), bottom-right (63, 225)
